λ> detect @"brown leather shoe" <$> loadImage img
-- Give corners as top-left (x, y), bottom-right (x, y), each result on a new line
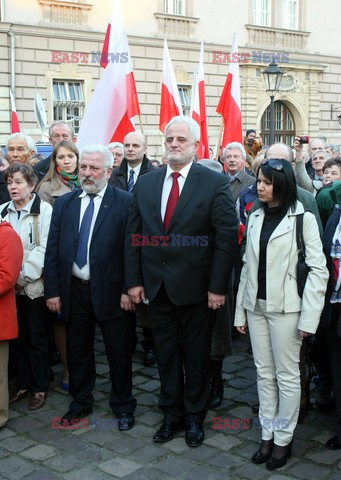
top-left (9, 389), bottom-right (29, 404)
top-left (29, 392), bottom-right (48, 410)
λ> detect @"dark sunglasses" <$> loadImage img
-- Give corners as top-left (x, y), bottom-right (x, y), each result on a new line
top-left (262, 158), bottom-right (285, 172)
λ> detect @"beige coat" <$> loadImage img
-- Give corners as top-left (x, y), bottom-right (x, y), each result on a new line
top-left (234, 201), bottom-right (328, 334)
top-left (37, 179), bottom-right (72, 206)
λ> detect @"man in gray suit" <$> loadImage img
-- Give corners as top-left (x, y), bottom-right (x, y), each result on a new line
top-left (223, 142), bottom-right (255, 202)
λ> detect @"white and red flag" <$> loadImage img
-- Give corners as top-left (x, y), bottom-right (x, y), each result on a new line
top-left (190, 43), bottom-right (209, 159)
top-left (10, 90), bottom-right (20, 133)
top-left (77, 0), bottom-right (140, 147)
top-left (159, 39), bottom-right (182, 133)
top-left (216, 32), bottom-right (242, 148)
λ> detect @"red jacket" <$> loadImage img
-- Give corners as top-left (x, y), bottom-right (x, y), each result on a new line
top-left (0, 222), bottom-right (23, 341)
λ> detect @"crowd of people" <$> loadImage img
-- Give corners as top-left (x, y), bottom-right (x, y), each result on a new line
top-left (0, 117), bottom-right (340, 471)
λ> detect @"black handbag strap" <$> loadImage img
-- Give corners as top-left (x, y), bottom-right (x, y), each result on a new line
top-left (296, 213), bottom-right (306, 258)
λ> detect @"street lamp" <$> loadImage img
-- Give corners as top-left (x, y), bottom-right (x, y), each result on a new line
top-left (262, 63), bottom-right (284, 145)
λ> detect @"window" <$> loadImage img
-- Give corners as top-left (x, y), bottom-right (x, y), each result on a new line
top-left (164, 0), bottom-right (185, 15)
top-left (178, 86), bottom-right (191, 114)
top-left (281, 0), bottom-right (298, 29)
top-left (53, 80), bottom-right (85, 133)
top-left (261, 101), bottom-right (295, 146)
top-left (253, 0), bottom-right (271, 26)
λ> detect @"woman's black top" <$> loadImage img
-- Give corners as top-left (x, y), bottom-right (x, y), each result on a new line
top-left (257, 204), bottom-right (287, 300)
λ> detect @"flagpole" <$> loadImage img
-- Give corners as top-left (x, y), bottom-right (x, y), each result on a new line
top-left (138, 114), bottom-right (144, 135)
top-left (215, 118), bottom-right (224, 161)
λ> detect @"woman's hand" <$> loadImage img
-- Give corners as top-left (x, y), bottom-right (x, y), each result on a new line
top-left (236, 324), bottom-right (248, 335)
top-left (299, 330), bottom-right (311, 338)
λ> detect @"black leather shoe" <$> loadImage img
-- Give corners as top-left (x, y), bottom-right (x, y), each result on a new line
top-left (144, 348), bottom-right (156, 367)
top-left (185, 421), bottom-right (204, 447)
top-left (207, 377), bottom-right (224, 408)
top-left (117, 412), bottom-right (135, 431)
top-left (326, 435), bottom-right (341, 450)
top-left (252, 439), bottom-right (273, 464)
top-left (266, 441), bottom-right (293, 470)
top-left (60, 407), bottom-right (93, 426)
top-left (153, 421), bottom-right (177, 443)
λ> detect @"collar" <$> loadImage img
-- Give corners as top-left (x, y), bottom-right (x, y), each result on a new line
top-left (5, 193), bottom-right (40, 216)
top-left (79, 184), bottom-right (108, 199)
top-left (165, 161), bottom-right (193, 181)
top-left (128, 162), bottom-right (142, 177)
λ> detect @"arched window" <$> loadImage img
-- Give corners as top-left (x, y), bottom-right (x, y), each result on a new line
top-left (261, 101), bottom-right (295, 147)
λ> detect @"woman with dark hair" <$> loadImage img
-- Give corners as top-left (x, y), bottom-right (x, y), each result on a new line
top-left (37, 140), bottom-right (79, 205)
top-left (235, 158), bottom-right (328, 470)
top-left (0, 163), bottom-right (52, 410)
top-left (37, 140), bottom-right (79, 390)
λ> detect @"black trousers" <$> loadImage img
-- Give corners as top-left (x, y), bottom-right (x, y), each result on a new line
top-left (327, 305), bottom-right (341, 437)
top-left (150, 284), bottom-right (215, 424)
top-left (14, 295), bottom-right (50, 393)
top-left (66, 278), bottom-right (136, 415)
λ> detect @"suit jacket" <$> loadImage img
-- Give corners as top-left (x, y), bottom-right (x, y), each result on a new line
top-left (228, 169), bottom-right (255, 202)
top-left (44, 184), bottom-right (131, 320)
top-left (109, 155), bottom-right (155, 191)
top-left (125, 162), bottom-right (238, 305)
top-left (0, 171), bottom-right (10, 204)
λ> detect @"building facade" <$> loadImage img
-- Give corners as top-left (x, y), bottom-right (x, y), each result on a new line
top-left (1, 0), bottom-right (341, 157)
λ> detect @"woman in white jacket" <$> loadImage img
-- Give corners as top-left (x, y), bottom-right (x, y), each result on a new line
top-left (235, 158), bottom-right (328, 470)
top-left (0, 163), bottom-right (52, 410)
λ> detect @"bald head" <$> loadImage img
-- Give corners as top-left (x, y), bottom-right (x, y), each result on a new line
top-left (123, 132), bottom-right (147, 166)
top-left (265, 143), bottom-right (293, 162)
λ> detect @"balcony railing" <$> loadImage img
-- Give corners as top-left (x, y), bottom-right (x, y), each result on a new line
top-left (38, 0), bottom-right (92, 25)
top-left (154, 13), bottom-right (198, 37)
top-left (246, 24), bottom-right (310, 51)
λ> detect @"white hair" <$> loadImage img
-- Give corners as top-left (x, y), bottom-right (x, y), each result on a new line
top-left (165, 116), bottom-right (200, 142)
top-left (6, 133), bottom-right (37, 154)
top-left (107, 142), bottom-right (124, 155)
top-left (79, 144), bottom-right (113, 168)
top-left (223, 142), bottom-right (246, 159)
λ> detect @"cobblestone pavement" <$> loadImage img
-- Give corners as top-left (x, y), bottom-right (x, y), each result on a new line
top-left (1, 331), bottom-right (340, 480)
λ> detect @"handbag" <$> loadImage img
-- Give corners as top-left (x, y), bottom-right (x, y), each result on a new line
top-left (296, 213), bottom-right (310, 298)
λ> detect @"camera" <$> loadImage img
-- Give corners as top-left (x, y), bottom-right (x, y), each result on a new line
top-left (299, 135), bottom-right (310, 144)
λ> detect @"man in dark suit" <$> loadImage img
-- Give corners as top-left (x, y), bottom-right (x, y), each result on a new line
top-left (110, 131), bottom-right (156, 366)
top-left (125, 116), bottom-right (238, 447)
top-left (44, 145), bottom-right (136, 429)
top-left (223, 142), bottom-right (255, 202)
top-left (109, 131), bottom-right (154, 192)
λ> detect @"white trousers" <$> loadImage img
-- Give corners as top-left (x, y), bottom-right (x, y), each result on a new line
top-left (247, 299), bottom-right (302, 446)
top-left (0, 341), bottom-right (9, 428)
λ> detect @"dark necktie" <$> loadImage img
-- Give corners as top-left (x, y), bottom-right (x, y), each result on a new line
top-left (127, 169), bottom-right (135, 193)
top-left (164, 172), bottom-right (181, 230)
top-left (75, 194), bottom-right (96, 269)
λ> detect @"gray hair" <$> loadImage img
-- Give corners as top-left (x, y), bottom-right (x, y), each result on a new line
top-left (165, 116), bottom-right (200, 142)
top-left (312, 149), bottom-right (329, 161)
top-left (326, 144), bottom-right (340, 155)
top-left (79, 144), bottom-right (113, 168)
top-left (309, 138), bottom-right (326, 150)
top-left (107, 142), bottom-right (124, 155)
top-left (6, 133), bottom-right (37, 154)
top-left (49, 121), bottom-right (75, 138)
top-left (223, 142), bottom-right (246, 159)
top-left (197, 159), bottom-right (223, 174)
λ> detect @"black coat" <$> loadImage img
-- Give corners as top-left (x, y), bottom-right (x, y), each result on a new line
top-left (44, 185), bottom-right (131, 320)
top-left (109, 155), bottom-right (155, 191)
top-left (124, 162), bottom-right (239, 305)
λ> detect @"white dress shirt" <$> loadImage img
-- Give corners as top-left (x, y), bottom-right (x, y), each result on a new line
top-left (161, 162), bottom-right (193, 221)
top-left (127, 162), bottom-right (142, 187)
top-left (72, 184), bottom-right (108, 280)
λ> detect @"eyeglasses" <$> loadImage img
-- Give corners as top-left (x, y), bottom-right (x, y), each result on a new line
top-left (262, 158), bottom-right (285, 172)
